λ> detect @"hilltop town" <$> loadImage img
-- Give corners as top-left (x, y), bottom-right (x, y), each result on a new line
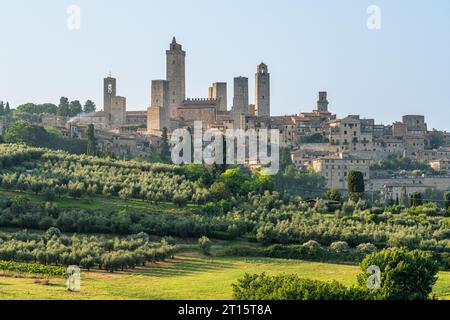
top-left (2, 37), bottom-right (450, 201)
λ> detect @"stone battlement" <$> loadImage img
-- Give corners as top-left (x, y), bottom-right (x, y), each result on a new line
top-left (183, 98), bottom-right (220, 104)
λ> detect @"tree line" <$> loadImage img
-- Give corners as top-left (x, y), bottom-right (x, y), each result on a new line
top-left (0, 229), bottom-right (177, 273)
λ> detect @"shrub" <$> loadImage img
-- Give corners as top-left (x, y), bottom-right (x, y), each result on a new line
top-left (330, 241), bottom-right (350, 253)
top-left (357, 248), bottom-right (439, 300)
top-left (444, 192), bottom-right (450, 209)
top-left (356, 243), bottom-right (378, 254)
top-left (0, 261), bottom-right (65, 277)
top-left (233, 273), bottom-right (368, 300)
top-left (409, 192), bottom-right (423, 207)
top-left (198, 236), bottom-right (212, 255)
top-left (45, 227), bottom-right (61, 239)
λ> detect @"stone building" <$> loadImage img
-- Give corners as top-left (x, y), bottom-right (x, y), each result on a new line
top-left (402, 115), bottom-right (427, 135)
top-left (166, 37), bottom-right (186, 119)
top-left (177, 99), bottom-right (219, 128)
top-left (232, 77), bottom-right (249, 116)
top-left (103, 76), bottom-right (117, 117)
top-left (429, 159), bottom-right (450, 172)
top-left (317, 92), bottom-right (329, 112)
top-left (312, 153), bottom-right (371, 190)
top-left (208, 82), bottom-right (228, 112)
top-left (110, 96), bottom-right (127, 126)
top-left (255, 63), bottom-right (270, 117)
top-left (125, 111), bottom-right (147, 126)
top-left (147, 80), bottom-right (170, 131)
top-left (328, 115), bottom-right (373, 153)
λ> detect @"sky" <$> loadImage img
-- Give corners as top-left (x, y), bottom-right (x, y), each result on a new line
top-left (0, 0), bottom-right (449, 130)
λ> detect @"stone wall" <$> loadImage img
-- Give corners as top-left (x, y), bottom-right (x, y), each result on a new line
top-left (368, 177), bottom-right (450, 192)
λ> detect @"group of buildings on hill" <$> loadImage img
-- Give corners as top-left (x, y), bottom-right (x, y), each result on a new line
top-left (36, 37), bottom-right (450, 200)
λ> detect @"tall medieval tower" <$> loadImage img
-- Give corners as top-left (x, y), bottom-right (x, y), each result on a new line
top-left (166, 37), bottom-right (186, 119)
top-left (255, 63), bottom-right (270, 117)
top-left (103, 76), bottom-right (117, 115)
top-left (317, 91), bottom-right (329, 112)
top-left (232, 77), bottom-right (249, 116)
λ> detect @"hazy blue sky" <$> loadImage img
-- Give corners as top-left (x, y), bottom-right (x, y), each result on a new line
top-left (1, 0), bottom-right (449, 130)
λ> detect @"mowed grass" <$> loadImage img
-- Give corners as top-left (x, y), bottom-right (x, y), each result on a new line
top-left (1, 252), bottom-right (449, 300)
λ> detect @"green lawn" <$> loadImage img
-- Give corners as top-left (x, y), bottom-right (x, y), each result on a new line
top-left (1, 252), bottom-right (449, 300)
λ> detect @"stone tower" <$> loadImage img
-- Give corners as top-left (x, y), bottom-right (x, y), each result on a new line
top-left (255, 63), bottom-right (270, 117)
top-left (148, 80), bottom-right (170, 131)
top-left (110, 96), bottom-right (126, 126)
top-left (166, 37), bottom-right (186, 119)
top-left (232, 77), bottom-right (249, 116)
top-left (208, 82), bottom-right (228, 112)
top-left (317, 91), bottom-right (329, 112)
top-left (103, 76), bottom-right (117, 115)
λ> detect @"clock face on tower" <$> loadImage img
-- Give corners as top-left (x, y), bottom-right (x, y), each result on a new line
top-left (108, 84), bottom-right (113, 94)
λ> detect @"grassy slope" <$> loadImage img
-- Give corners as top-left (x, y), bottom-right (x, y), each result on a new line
top-left (1, 252), bottom-right (449, 300)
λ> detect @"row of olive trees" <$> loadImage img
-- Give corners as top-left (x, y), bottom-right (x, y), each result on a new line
top-left (0, 230), bottom-right (177, 273)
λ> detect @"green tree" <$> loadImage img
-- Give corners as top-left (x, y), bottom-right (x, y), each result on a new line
top-left (325, 189), bottom-right (342, 202)
top-left (0, 101), bottom-right (4, 115)
top-left (298, 133), bottom-right (329, 144)
top-left (399, 187), bottom-right (409, 207)
top-left (69, 100), bottom-right (82, 117)
top-left (3, 121), bottom-right (49, 146)
top-left (86, 124), bottom-right (97, 156)
top-left (209, 181), bottom-right (230, 201)
top-left (347, 171), bottom-right (365, 201)
top-left (198, 236), bottom-right (212, 255)
top-left (357, 248), bottom-right (439, 300)
top-left (83, 100), bottom-right (96, 113)
top-left (3, 121), bottom-right (87, 154)
top-left (159, 127), bottom-right (171, 164)
top-left (57, 97), bottom-right (70, 117)
top-left (410, 192), bottom-right (423, 207)
top-left (279, 147), bottom-right (293, 172)
top-left (5, 102), bottom-right (10, 114)
top-left (233, 273), bottom-right (367, 300)
top-left (429, 130), bottom-right (445, 150)
top-left (16, 103), bottom-right (57, 115)
top-left (445, 192), bottom-right (450, 209)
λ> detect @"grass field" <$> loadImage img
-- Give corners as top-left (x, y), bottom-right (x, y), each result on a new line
top-left (1, 252), bottom-right (449, 300)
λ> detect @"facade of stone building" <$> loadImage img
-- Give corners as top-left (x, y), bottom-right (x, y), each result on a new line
top-left (328, 115), bottom-right (373, 153)
top-left (110, 96), bottom-right (127, 126)
top-left (312, 153), bottom-right (371, 190)
top-left (177, 99), bottom-right (219, 128)
top-left (125, 111), bottom-right (147, 126)
top-left (208, 82), bottom-right (228, 112)
top-left (232, 77), bottom-right (249, 116)
top-left (429, 159), bottom-right (450, 172)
